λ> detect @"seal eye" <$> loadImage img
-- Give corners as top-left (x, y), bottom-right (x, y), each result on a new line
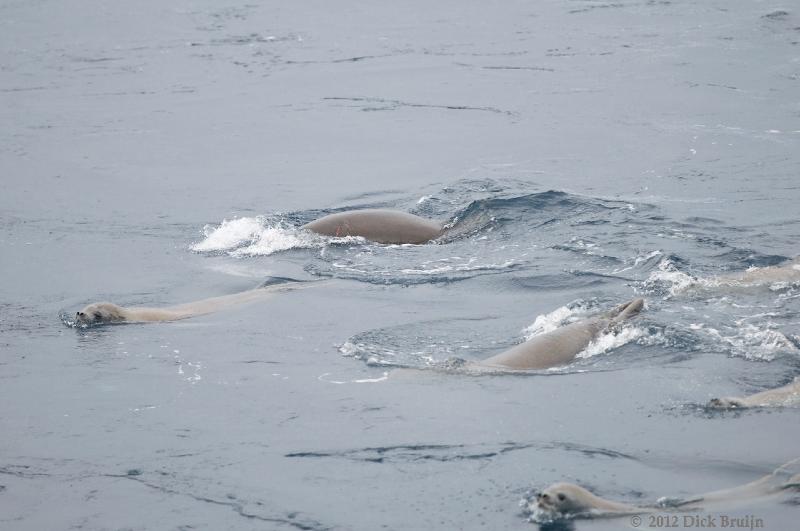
top-left (541, 493), bottom-right (549, 500)
top-left (557, 493), bottom-right (566, 502)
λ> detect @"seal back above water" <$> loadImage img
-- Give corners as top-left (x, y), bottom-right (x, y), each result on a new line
top-left (302, 209), bottom-right (444, 244)
top-left (476, 298), bottom-right (644, 371)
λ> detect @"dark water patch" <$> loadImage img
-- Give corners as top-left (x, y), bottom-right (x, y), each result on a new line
top-left (107, 470), bottom-right (330, 531)
top-left (691, 399), bottom-right (800, 418)
top-left (676, 402), bottom-right (762, 420)
top-left (0, 86), bottom-right (52, 93)
top-left (336, 188), bottom-right (410, 204)
top-left (551, 241), bottom-right (624, 264)
top-left (0, 464), bottom-right (52, 479)
top-left (68, 55), bottom-right (123, 63)
top-left (783, 495), bottom-right (800, 505)
top-left (193, 33), bottom-right (299, 47)
top-left (763, 10), bottom-right (790, 21)
top-left (286, 440), bottom-right (635, 464)
top-left (683, 216), bottom-right (724, 225)
top-left (711, 249), bottom-right (790, 269)
top-left (435, 178), bottom-right (519, 201)
top-left (437, 189), bottom-right (644, 248)
top-left (507, 272), bottom-right (621, 291)
top-left (287, 54), bottom-right (396, 65)
top-left (706, 83), bottom-right (740, 91)
top-left (537, 520), bottom-right (577, 531)
top-left (554, 442), bottom-right (635, 460)
top-left (450, 190), bottom-right (624, 227)
top-left (322, 96), bottom-right (516, 116)
top-left (693, 235), bottom-right (729, 248)
top-left (304, 260), bottom-right (512, 286)
top-left (479, 65), bottom-right (555, 72)
top-left (569, 3), bottom-right (626, 15)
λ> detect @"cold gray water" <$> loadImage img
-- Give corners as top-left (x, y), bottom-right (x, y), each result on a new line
top-left (2, 1), bottom-right (800, 529)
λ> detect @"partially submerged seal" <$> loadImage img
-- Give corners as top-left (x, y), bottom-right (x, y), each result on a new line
top-left (73, 279), bottom-right (315, 326)
top-left (708, 377), bottom-right (800, 409)
top-left (533, 482), bottom-right (640, 519)
top-left (302, 209), bottom-right (444, 244)
top-left (716, 257), bottom-right (800, 286)
top-left (530, 459), bottom-right (800, 522)
top-left (474, 298), bottom-right (644, 371)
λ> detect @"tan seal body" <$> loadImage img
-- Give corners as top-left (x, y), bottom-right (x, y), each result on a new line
top-left (476, 298), bottom-right (644, 371)
top-left (671, 256), bottom-right (800, 296)
top-left (533, 459), bottom-right (800, 520)
top-left (75, 281), bottom-right (313, 326)
top-left (534, 483), bottom-right (642, 517)
top-left (717, 257), bottom-right (800, 286)
top-left (301, 209), bottom-right (443, 244)
top-left (708, 377), bottom-right (800, 409)
top-left (677, 458), bottom-right (800, 510)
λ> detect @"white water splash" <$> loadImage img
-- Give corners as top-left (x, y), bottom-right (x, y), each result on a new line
top-left (521, 302), bottom-right (591, 339)
top-left (338, 340), bottom-right (360, 357)
top-left (175, 354), bottom-right (203, 383)
top-left (578, 326), bottom-right (647, 358)
top-left (694, 322), bottom-right (798, 361)
top-left (642, 258), bottom-right (800, 298)
top-left (641, 258), bottom-right (699, 297)
top-left (232, 226), bottom-right (327, 257)
top-left (191, 216), bottom-right (362, 256)
top-left (318, 372), bottom-right (389, 384)
top-left (520, 493), bottom-right (572, 525)
top-left (522, 301), bottom-right (648, 359)
top-left (191, 217), bottom-right (265, 252)
top-left (612, 249), bottom-right (663, 274)
top-left (398, 257), bottom-right (517, 275)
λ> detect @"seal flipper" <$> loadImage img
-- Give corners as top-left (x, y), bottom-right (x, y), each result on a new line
top-left (258, 276), bottom-right (306, 288)
top-left (774, 458), bottom-right (800, 489)
top-left (661, 496), bottom-right (705, 509)
top-left (606, 298), bottom-right (644, 323)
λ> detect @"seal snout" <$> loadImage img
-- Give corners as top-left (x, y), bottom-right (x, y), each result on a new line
top-left (626, 297), bottom-right (645, 314)
top-left (707, 397), bottom-right (745, 409)
top-left (536, 491), bottom-right (551, 508)
top-left (610, 297), bottom-right (645, 322)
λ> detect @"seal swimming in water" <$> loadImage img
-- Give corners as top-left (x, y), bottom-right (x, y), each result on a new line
top-left (712, 256), bottom-right (800, 287)
top-left (672, 256), bottom-right (800, 295)
top-left (301, 209), bottom-right (444, 244)
top-left (530, 459), bottom-right (800, 521)
top-left (707, 376), bottom-right (800, 409)
top-left (473, 298), bottom-right (644, 371)
top-left (72, 278), bottom-right (317, 326)
top-left (532, 482), bottom-right (640, 518)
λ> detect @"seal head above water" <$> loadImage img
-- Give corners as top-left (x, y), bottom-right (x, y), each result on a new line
top-left (534, 482), bottom-right (639, 518)
top-left (707, 377), bottom-right (800, 409)
top-left (72, 279), bottom-right (319, 327)
top-left (76, 302), bottom-right (128, 325)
